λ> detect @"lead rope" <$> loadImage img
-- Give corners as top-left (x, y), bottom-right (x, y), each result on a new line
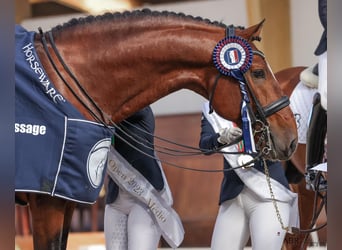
top-left (263, 159), bottom-right (291, 233)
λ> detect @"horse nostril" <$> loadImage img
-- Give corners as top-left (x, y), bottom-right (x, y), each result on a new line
top-left (290, 139), bottom-right (297, 153)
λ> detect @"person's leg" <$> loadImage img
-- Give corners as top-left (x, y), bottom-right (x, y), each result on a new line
top-left (104, 188), bottom-right (135, 250)
top-left (211, 196), bottom-right (249, 250)
top-left (243, 188), bottom-right (290, 250)
top-left (104, 204), bottom-right (128, 250)
top-left (127, 203), bottom-right (161, 250)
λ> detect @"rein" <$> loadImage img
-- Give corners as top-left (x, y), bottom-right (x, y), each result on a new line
top-left (39, 28), bottom-right (108, 125)
top-left (38, 27), bottom-right (259, 173)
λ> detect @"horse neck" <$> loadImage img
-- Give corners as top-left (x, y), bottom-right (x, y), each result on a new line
top-left (42, 18), bottom-right (235, 122)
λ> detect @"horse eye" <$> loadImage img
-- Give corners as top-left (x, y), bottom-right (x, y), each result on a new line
top-left (252, 69), bottom-right (265, 79)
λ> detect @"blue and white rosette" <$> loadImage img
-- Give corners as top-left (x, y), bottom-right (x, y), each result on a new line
top-left (212, 36), bottom-right (253, 79)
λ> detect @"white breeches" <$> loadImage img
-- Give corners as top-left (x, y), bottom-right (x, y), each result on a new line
top-left (104, 188), bottom-right (161, 250)
top-left (318, 51), bottom-right (327, 110)
top-left (211, 186), bottom-right (291, 250)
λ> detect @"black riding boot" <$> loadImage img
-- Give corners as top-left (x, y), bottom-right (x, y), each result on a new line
top-left (305, 93), bottom-right (327, 191)
top-left (306, 93), bottom-right (327, 171)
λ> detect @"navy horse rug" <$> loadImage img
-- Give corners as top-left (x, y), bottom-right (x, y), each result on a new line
top-left (15, 25), bottom-right (113, 204)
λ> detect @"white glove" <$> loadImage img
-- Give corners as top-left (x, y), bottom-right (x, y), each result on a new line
top-left (217, 127), bottom-right (242, 145)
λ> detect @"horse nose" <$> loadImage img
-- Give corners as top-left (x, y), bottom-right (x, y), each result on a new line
top-left (280, 138), bottom-right (297, 160)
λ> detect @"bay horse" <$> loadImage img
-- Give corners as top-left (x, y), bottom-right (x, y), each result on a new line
top-left (15, 9), bottom-right (297, 249)
top-left (275, 66), bottom-right (326, 250)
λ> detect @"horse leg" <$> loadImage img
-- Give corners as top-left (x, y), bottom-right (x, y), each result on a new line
top-left (284, 179), bottom-right (324, 250)
top-left (282, 144), bottom-right (317, 250)
top-left (28, 193), bottom-right (76, 250)
top-left (62, 199), bottom-right (77, 242)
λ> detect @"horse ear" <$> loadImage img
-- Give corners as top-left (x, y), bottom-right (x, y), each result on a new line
top-left (247, 19), bottom-right (265, 42)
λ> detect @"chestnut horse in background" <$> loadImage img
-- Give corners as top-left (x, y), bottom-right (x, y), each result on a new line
top-left (15, 9), bottom-right (297, 249)
top-left (276, 66), bottom-right (326, 250)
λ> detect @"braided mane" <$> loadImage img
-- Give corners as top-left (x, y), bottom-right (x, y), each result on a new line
top-left (51, 8), bottom-right (245, 33)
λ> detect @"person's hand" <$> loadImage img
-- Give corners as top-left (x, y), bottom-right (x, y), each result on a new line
top-left (217, 127), bottom-right (242, 144)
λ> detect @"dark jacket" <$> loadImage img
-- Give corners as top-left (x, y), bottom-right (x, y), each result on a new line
top-left (106, 106), bottom-right (164, 204)
top-left (315, 0), bottom-right (327, 55)
top-left (199, 114), bottom-right (289, 205)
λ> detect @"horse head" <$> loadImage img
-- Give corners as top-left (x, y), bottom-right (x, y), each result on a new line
top-left (209, 20), bottom-right (298, 160)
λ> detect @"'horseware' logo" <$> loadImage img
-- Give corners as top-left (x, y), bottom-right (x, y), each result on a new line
top-left (87, 138), bottom-right (111, 188)
top-left (22, 42), bottom-right (66, 104)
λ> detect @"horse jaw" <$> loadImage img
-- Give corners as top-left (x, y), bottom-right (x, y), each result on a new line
top-left (267, 114), bottom-right (298, 161)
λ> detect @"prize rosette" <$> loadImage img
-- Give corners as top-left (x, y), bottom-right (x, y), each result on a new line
top-left (213, 36), bottom-right (253, 77)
